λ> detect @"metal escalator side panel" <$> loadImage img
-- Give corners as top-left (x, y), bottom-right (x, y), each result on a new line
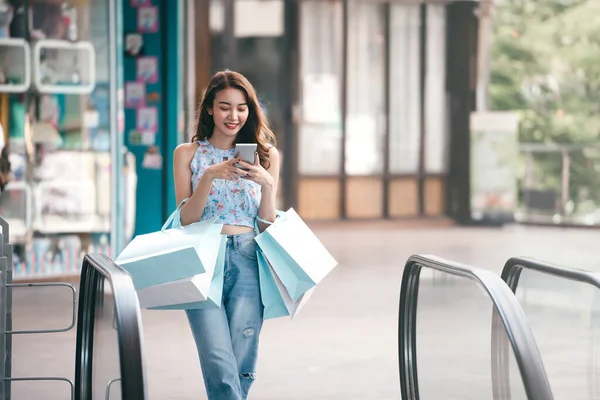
top-left (74, 254), bottom-right (147, 400)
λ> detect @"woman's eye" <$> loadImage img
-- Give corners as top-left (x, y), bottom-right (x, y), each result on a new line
top-left (220, 108), bottom-right (229, 112)
top-left (238, 108), bottom-right (247, 112)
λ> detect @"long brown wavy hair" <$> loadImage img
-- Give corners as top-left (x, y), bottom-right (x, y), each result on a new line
top-left (191, 70), bottom-right (277, 170)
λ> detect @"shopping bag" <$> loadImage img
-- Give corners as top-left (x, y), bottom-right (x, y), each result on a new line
top-left (148, 233), bottom-right (227, 310)
top-left (135, 233), bottom-right (226, 309)
top-left (257, 249), bottom-right (314, 320)
top-left (115, 200), bottom-right (223, 290)
top-left (254, 208), bottom-right (337, 301)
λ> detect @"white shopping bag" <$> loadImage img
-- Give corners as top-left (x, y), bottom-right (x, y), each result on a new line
top-left (136, 234), bottom-right (226, 309)
top-left (115, 215), bottom-right (223, 290)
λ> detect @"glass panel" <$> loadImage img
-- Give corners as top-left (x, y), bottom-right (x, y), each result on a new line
top-left (0, 39), bottom-right (31, 92)
top-left (515, 269), bottom-right (600, 399)
top-left (416, 270), bottom-right (527, 399)
top-left (30, 0), bottom-right (97, 94)
top-left (0, 0), bottom-right (113, 279)
top-left (183, 0), bottom-right (196, 143)
top-left (210, 0), bottom-right (225, 34)
top-left (345, 2), bottom-right (386, 176)
top-left (10, 283), bottom-right (76, 399)
top-left (298, 1), bottom-right (343, 176)
top-left (234, 0), bottom-right (284, 38)
top-left (92, 277), bottom-right (122, 399)
top-left (32, 41), bottom-right (96, 94)
top-left (389, 5), bottom-right (421, 174)
top-left (424, 4), bottom-right (447, 174)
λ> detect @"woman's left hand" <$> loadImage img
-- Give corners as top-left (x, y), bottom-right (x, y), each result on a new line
top-left (239, 153), bottom-right (274, 188)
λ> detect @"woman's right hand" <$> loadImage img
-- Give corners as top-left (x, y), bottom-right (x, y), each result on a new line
top-left (206, 158), bottom-right (249, 181)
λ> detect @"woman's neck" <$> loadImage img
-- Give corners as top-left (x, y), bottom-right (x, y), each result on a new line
top-left (208, 133), bottom-right (235, 150)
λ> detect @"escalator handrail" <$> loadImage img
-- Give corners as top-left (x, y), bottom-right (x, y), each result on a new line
top-left (501, 256), bottom-right (600, 292)
top-left (493, 257), bottom-right (600, 398)
top-left (74, 254), bottom-right (147, 400)
top-left (399, 254), bottom-right (553, 400)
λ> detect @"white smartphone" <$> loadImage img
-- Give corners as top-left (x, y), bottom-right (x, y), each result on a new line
top-left (234, 143), bottom-right (257, 170)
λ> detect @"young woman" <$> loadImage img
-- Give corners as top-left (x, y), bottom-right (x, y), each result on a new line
top-left (172, 70), bottom-right (279, 400)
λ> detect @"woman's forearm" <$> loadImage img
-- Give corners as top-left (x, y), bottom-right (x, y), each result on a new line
top-left (180, 172), bottom-right (213, 226)
top-left (257, 182), bottom-right (276, 232)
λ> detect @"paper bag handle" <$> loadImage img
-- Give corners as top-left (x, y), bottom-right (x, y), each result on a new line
top-left (254, 210), bottom-right (285, 234)
top-left (161, 198), bottom-right (189, 231)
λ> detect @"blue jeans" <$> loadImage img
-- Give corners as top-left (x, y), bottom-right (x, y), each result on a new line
top-left (186, 231), bottom-right (264, 400)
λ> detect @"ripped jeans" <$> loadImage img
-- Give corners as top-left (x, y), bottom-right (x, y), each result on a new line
top-left (186, 231), bottom-right (264, 400)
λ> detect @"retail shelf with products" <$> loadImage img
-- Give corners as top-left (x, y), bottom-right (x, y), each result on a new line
top-left (32, 180), bottom-right (110, 235)
top-left (0, 38), bottom-right (31, 93)
top-left (31, 150), bottom-right (111, 235)
top-left (0, 181), bottom-right (32, 244)
top-left (32, 39), bottom-right (96, 94)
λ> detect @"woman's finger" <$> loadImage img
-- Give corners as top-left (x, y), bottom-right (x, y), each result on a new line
top-left (238, 160), bottom-right (254, 170)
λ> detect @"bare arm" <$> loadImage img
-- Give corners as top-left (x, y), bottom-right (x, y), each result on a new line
top-left (256, 146), bottom-right (280, 232)
top-left (173, 143), bottom-right (213, 226)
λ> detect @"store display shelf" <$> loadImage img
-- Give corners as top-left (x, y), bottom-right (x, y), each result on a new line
top-left (12, 271), bottom-right (81, 283)
top-left (5, 218), bottom-right (26, 244)
top-left (0, 182), bottom-right (33, 243)
top-left (0, 38), bottom-right (31, 93)
top-left (33, 216), bottom-right (110, 235)
top-left (32, 39), bottom-right (96, 94)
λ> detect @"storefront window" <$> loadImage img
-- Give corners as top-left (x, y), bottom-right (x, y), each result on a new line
top-left (345, 2), bottom-right (386, 176)
top-left (298, 1), bottom-right (343, 176)
top-left (0, 0), bottom-right (114, 278)
top-left (210, 0), bottom-right (225, 34)
top-left (424, 4), bottom-right (448, 174)
top-left (389, 4), bottom-right (421, 175)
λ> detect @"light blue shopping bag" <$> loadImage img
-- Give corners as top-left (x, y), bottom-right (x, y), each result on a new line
top-left (115, 199), bottom-right (222, 290)
top-left (257, 248), bottom-right (315, 320)
top-left (255, 208), bottom-right (338, 301)
top-left (257, 249), bottom-right (289, 319)
top-left (149, 233), bottom-right (227, 310)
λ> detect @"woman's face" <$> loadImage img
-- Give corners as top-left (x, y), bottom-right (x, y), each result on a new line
top-left (209, 88), bottom-right (249, 139)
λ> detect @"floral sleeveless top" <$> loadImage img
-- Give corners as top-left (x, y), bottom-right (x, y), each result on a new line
top-left (190, 140), bottom-right (261, 227)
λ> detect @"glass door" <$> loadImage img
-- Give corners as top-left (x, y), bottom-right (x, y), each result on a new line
top-left (294, 1), bottom-right (450, 221)
top-left (296, 0), bottom-right (344, 220)
top-left (345, 1), bottom-right (387, 219)
top-left (387, 4), bottom-right (422, 218)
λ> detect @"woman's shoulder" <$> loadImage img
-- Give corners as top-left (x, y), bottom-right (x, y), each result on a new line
top-left (174, 141), bottom-right (200, 156)
top-left (267, 143), bottom-right (279, 157)
top-left (173, 142), bottom-right (201, 165)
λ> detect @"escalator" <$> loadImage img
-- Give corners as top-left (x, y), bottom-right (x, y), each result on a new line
top-left (77, 253), bottom-right (599, 400)
top-left (74, 254), bottom-right (146, 400)
top-left (496, 258), bottom-right (600, 400)
top-left (399, 255), bottom-right (553, 400)
top-left (10, 250), bottom-right (597, 399)
top-left (0, 212), bottom-right (147, 400)
top-left (399, 255), bottom-right (600, 400)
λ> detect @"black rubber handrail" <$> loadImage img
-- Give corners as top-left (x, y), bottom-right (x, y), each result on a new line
top-left (399, 254), bottom-right (553, 400)
top-left (492, 257), bottom-right (600, 400)
top-left (74, 254), bottom-right (147, 400)
top-left (501, 257), bottom-right (600, 292)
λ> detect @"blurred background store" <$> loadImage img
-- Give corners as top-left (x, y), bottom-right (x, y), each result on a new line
top-left (5, 0), bottom-right (597, 283)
